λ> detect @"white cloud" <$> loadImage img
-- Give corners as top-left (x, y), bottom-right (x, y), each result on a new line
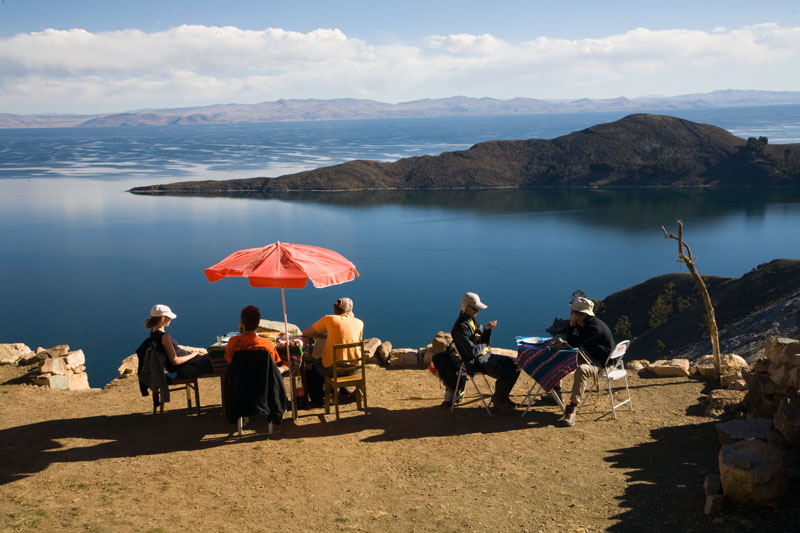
top-left (0, 23), bottom-right (798, 114)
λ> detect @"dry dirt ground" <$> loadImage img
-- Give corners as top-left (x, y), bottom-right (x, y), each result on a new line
top-left (1, 363), bottom-right (798, 533)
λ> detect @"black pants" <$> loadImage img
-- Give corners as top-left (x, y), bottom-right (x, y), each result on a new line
top-left (473, 352), bottom-right (520, 404)
top-left (305, 358), bottom-right (357, 405)
top-left (432, 352), bottom-right (466, 394)
top-left (171, 353), bottom-right (214, 379)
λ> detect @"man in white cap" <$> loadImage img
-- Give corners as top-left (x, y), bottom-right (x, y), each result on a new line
top-left (560, 296), bottom-right (615, 427)
top-left (451, 292), bottom-right (520, 415)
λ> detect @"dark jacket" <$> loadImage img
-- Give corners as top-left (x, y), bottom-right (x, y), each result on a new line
top-left (136, 336), bottom-right (170, 406)
top-left (562, 315), bottom-right (615, 366)
top-left (451, 311), bottom-right (492, 375)
top-left (225, 349), bottom-right (287, 424)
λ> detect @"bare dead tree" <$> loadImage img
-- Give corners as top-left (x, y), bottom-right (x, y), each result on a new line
top-left (662, 220), bottom-right (722, 382)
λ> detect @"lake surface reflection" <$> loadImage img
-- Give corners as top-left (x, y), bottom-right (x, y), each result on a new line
top-left (2, 180), bottom-right (799, 386)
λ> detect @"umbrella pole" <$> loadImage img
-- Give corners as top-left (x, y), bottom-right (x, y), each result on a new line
top-left (282, 288), bottom-right (297, 420)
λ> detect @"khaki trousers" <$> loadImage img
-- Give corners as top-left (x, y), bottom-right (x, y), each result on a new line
top-left (570, 362), bottom-right (599, 406)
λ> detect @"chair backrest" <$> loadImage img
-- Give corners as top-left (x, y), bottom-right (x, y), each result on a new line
top-left (331, 341), bottom-right (366, 379)
top-left (207, 345), bottom-right (229, 374)
top-left (604, 340), bottom-right (630, 370)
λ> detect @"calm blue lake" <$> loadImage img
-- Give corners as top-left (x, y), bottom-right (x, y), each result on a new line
top-left (2, 106), bottom-right (800, 387)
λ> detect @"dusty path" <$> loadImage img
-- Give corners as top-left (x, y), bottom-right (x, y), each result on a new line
top-left (1, 364), bottom-right (797, 532)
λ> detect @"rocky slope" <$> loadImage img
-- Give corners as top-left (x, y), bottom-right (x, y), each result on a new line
top-left (130, 114), bottom-right (800, 193)
top-left (583, 259), bottom-right (800, 362)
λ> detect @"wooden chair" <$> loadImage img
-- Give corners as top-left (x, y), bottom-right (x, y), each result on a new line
top-left (153, 376), bottom-right (200, 416)
top-left (324, 341), bottom-right (367, 420)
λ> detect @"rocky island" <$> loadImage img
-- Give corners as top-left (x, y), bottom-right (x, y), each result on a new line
top-left (129, 114), bottom-right (800, 195)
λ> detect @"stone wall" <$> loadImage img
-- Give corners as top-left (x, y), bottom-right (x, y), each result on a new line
top-left (708, 337), bottom-right (800, 510)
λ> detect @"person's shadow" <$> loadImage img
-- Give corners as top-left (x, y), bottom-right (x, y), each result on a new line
top-left (0, 396), bottom-right (560, 486)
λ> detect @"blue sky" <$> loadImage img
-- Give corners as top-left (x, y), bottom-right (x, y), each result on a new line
top-left (1, 0), bottom-right (799, 114)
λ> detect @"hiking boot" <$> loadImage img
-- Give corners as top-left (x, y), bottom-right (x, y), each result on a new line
top-left (495, 401), bottom-right (516, 416)
top-left (562, 404), bottom-right (576, 427)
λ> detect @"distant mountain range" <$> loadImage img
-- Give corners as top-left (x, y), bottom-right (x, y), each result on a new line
top-left (129, 114), bottom-right (800, 193)
top-left (4, 90), bottom-right (800, 129)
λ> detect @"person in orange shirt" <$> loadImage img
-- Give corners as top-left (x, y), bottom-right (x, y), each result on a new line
top-left (225, 305), bottom-right (289, 374)
top-left (302, 297), bottom-right (364, 403)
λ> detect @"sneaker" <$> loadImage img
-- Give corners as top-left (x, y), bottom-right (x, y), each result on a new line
top-left (494, 401), bottom-right (516, 416)
top-left (562, 404), bottom-right (576, 427)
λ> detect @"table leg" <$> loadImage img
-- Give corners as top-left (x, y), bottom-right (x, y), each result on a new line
top-left (290, 369), bottom-right (297, 420)
top-left (219, 372), bottom-right (227, 414)
top-left (521, 382), bottom-right (541, 418)
top-left (550, 388), bottom-right (566, 414)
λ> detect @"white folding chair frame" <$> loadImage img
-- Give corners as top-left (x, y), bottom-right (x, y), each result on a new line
top-left (451, 362), bottom-right (495, 416)
top-left (592, 340), bottom-right (633, 420)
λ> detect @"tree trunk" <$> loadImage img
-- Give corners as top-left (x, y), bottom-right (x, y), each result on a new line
top-left (685, 263), bottom-right (721, 379)
top-left (662, 221), bottom-right (722, 383)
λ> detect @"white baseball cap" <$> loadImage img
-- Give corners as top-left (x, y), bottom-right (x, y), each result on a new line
top-left (461, 292), bottom-right (488, 312)
top-left (150, 304), bottom-right (177, 319)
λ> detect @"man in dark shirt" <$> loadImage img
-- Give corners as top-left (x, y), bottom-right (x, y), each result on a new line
top-left (451, 292), bottom-right (520, 415)
top-left (561, 296), bottom-right (615, 427)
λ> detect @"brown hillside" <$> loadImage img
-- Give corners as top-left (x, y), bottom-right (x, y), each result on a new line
top-left (130, 114), bottom-right (800, 194)
top-left (596, 259), bottom-right (800, 361)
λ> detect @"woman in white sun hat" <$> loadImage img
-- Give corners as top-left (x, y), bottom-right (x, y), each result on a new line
top-left (145, 304), bottom-right (213, 378)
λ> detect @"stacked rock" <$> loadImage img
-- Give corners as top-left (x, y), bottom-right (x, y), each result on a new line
top-left (31, 345), bottom-right (90, 390)
top-left (712, 336), bottom-right (800, 509)
top-left (0, 342), bottom-right (90, 390)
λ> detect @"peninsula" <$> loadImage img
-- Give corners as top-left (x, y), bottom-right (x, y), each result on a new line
top-left (129, 114), bottom-right (800, 194)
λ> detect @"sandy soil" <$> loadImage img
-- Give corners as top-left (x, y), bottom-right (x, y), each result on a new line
top-left (1, 363), bottom-right (797, 532)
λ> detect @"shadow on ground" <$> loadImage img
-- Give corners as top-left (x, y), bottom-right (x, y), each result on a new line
top-left (605, 421), bottom-right (800, 532)
top-left (0, 395), bottom-right (560, 485)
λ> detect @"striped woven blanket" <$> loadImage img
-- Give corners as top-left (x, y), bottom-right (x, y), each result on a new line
top-left (515, 336), bottom-right (578, 392)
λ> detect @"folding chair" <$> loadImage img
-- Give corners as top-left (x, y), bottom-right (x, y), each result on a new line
top-left (590, 340), bottom-right (632, 419)
top-left (451, 362), bottom-right (495, 416)
top-left (324, 341), bottom-right (367, 420)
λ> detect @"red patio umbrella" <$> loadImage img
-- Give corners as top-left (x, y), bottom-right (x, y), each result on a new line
top-left (204, 241), bottom-right (360, 419)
